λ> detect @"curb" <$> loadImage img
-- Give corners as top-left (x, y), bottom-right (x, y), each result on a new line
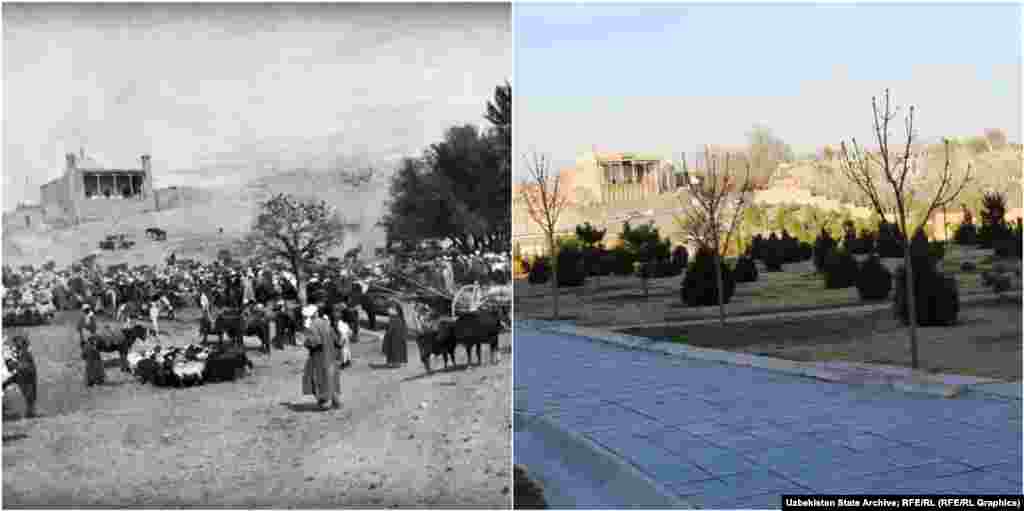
top-left (513, 412), bottom-right (694, 509)
top-left (518, 320), bottom-right (1019, 401)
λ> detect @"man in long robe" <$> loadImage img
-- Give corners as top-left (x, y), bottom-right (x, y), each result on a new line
top-left (77, 305), bottom-right (105, 386)
top-left (301, 305), bottom-right (341, 411)
top-left (382, 301), bottom-right (408, 368)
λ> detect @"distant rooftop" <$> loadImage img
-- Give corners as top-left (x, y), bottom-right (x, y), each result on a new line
top-left (594, 151), bottom-right (665, 162)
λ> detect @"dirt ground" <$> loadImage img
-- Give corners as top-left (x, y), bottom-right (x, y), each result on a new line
top-left (622, 301), bottom-right (1023, 382)
top-left (514, 246), bottom-right (1022, 328)
top-left (2, 309), bottom-right (512, 508)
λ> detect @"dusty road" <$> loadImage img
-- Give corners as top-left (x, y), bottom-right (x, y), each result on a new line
top-left (3, 311), bottom-right (512, 508)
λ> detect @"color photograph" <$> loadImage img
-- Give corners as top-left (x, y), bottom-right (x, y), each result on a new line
top-left (512, 3), bottom-right (1022, 508)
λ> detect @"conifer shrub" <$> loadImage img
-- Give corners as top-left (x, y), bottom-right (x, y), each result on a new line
top-left (527, 256), bottom-right (551, 284)
top-left (672, 246), bottom-right (689, 271)
top-left (978, 191), bottom-right (1009, 249)
top-left (798, 241), bottom-right (813, 262)
top-left (556, 244), bottom-right (587, 287)
top-left (876, 221), bottom-right (904, 258)
top-left (681, 246), bottom-right (736, 307)
top-left (813, 228), bottom-right (836, 273)
top-left (733, 254), bottom-right (759, 283)
top-left (750, 235), bottom-right (765, 261)
top-left (609, 246), bottom-right (635, 276)
top-left (894, 228), bottom-right (959, 326)
top-left (824, 248), bottom-right (859, 289)
top-left (893, 266), bottom-right (959, 326)
top-left (856, 255), bottom-right (892, 301)
top-left (954, 208), bottom-right (977, 245)
top-left (761, 233), bottom-right (785, 272)
top-left (857, 229), bottom-right (876, 255)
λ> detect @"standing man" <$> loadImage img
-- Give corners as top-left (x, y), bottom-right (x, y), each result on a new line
top-left (77, 304), bottom-right (104, 386)
top-left (300, 305), bottom-right (341, 411)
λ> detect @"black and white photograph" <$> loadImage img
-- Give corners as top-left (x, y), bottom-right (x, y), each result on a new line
top-left (2, 2), bottom-right (513, 508)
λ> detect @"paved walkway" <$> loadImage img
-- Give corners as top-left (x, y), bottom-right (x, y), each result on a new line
top-left (514, 325), bottom-right (1023, 509)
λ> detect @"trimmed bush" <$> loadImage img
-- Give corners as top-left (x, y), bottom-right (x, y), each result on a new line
top-left (856, 255), bottom-right (892, 301)
top-left (857, 229), bottom-right (876, 255)
top-left (978, 191), bottom-right (1008, 249)
top-left (928, 241), bottom-right (946, 262)
top-left (671, 246), bottom-right (689, 270)
top-left (609, 247), bottom-right (636, 276)
top-left (780, 231), bottom-right (801, 263)
top-left (556, 246), bottom-right (587, 287)
top-left (992, 232), bottom-right (1017, 258)
top-left (824, 249), bottom-right (859, 289)
top-left (681, 247), bottom-right (736, 307)
top-left (750, 235), bottom-right (765, 261)
top-left (733, 255), bottom-right (759, 283)
top-left (813, 229), bottom-right (836, 273)
top-left (876, 221), bottom-right (904, 258)
top-left (527, 257), bottom-right (551, 284)
top-left (798, 242), bottom-right (813, 262)
top-left (893, 265), bottom-right (959, 326)
top-left (761, 234), bottom-right (785, 272)
top-left (953, 222), bottom-right (977, 245)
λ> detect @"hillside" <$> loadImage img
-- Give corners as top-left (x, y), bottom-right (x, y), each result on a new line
top-left (779, 146), bottom-right (1023, 210)
top-left (1, 170), bottom-right (393, 269)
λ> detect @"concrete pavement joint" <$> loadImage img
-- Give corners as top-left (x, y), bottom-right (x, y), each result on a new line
top-left (516, 320), bottom-right (1020, 401)
top-left (514, 412), bottom-right (696, 509)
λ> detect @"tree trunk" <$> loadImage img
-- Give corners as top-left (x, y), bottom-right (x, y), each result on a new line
top-left (902, 240), bottom-right (920, 369)
top-left (549, 234), bottom-right (559, 320)
top-left (714, 239), bottom-right (727, 327)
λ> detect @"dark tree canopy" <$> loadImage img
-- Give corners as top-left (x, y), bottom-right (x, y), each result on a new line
top-left (382, 81), bottom-right (511, 255)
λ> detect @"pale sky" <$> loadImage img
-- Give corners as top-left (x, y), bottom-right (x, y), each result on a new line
top-left (515, 2), bottom-right (1022, 179)
top-left (3, 2), bottom-right (511, 210)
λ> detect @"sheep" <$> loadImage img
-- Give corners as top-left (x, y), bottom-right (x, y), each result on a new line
top-left (172, 360), bottom-right (205, 386)
top-left (126, 351), bottom-right (145, 375)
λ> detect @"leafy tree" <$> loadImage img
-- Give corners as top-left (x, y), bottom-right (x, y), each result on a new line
top-left (246, 193), bottom-right (348, 306)
top-left (381, 82), bottom-right (511, 254)
top-left (837, 89), bottom-right (972, 369)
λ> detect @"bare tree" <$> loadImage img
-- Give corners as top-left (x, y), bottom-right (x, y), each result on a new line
top-left (674, 148), bottom-right (753, 326)
top-left (520, 152), bottom-right (571, 319)
top-left (837, 89), bottom-right (972, 369)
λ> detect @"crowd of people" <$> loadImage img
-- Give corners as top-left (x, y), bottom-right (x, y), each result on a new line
top-left (1, 248), bottom-right (511, 413)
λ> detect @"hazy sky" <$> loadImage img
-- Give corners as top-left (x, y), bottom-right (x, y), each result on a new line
top-left (3, 2), bottom-right (510, 209)
top-left (515, 2), bottom-right (1021, 179)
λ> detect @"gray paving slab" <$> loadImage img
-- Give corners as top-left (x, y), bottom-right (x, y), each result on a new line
top-left (514, 324), bottom-right (1023, 508)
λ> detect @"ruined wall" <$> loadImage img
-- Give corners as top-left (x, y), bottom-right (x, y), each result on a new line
top-left (2, 206), bottom-right (45, 233)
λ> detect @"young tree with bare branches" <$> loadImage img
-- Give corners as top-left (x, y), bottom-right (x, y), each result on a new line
top-left (520, 152), bottom-right (571, 319)
top-left (674, 148), bottom-right (753, 326)
top-left (837, 89), bottom-right (972, 369)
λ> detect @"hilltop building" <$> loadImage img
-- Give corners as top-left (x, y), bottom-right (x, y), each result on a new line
top-left (39, 149), bottom-right (155, 225)
top-left (513, 150), bottom-right (694, 257)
